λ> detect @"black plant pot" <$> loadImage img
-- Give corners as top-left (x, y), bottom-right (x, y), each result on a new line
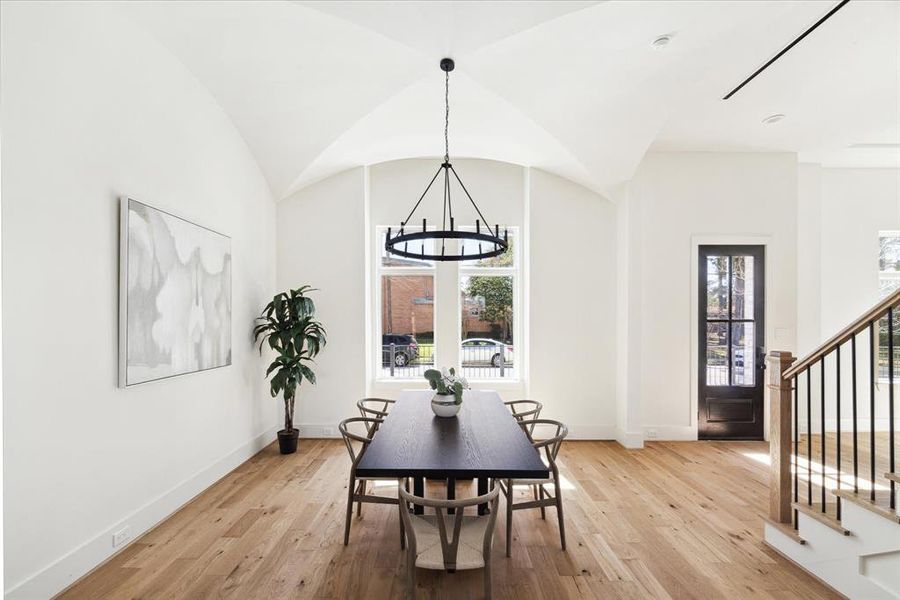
top-left (277, 428), bottom-right (299, 454)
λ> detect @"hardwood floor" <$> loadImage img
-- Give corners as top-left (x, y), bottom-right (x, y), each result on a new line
top-left (59, 439), bottom-right (840, 599)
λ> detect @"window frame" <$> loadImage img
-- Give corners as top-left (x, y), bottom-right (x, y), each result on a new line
top-left (876, 231), bottom-right (900, 383)
top-left (458, 226), bottom-right (521, 382)
top-left (374, 225), bottom-right (437, 381)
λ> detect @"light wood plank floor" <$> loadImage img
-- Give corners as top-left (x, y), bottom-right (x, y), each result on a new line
top-left (59, 440), bottom-right (840, 599)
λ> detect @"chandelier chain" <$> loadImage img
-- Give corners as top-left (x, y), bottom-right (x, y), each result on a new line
top-left (444, 69), bottom-right (450, 162)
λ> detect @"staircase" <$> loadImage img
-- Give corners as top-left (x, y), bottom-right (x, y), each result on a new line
top-left (765, 290), bottom-right (900, 598)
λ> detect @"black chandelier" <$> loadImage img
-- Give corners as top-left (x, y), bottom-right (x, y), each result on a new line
top-left (385, 58), bottom-right (508, 262)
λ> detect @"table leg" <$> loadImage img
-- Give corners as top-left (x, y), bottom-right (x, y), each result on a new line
top-left (414, 477), bottom-right (424, 515)
top-left (477, 477), bottom-right (490, 515)
top-left (447, 477), bottom-right (456, 514)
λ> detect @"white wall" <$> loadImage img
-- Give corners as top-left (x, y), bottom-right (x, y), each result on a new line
top-left (1, 3), bottom-right (277, 597)
top-left (797, 167), bottom-right (900, 432)
top-left (625, 152), bottom-right (799, 439)
top-left (819, 169), bottom-right (900, 334)
top-left (530, 169), bottom-right (617, 438)
top-left (276, 167), bottom-right (368, 437)
top-left (276, 159), bottom-right (618, 438)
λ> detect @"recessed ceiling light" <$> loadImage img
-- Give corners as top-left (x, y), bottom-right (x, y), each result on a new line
top-left (651, 35), bottom-right (673, 49)
top-left (762, 114), bottom-right (786, 124)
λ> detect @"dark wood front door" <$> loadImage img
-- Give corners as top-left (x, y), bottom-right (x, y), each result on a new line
top-left (698, 245), bottom-right (765, 440)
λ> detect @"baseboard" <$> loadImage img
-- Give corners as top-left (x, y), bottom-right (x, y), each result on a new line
top-left (6, 425), bottom-right (278, 600)
top-left (615, 428), bottom-right (644, 449)
top-left (644, 425), bottom-right (698, 441)
top-left (298, 422), bottom-right (340, 438)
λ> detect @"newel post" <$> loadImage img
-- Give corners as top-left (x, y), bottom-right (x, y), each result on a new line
top-left (767, 351), bottom-right (795, 524)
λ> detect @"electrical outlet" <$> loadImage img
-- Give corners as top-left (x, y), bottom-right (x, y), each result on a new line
top-left (112, 526), bottom-right (131, 548)
top-left (646, 429), bottom-right (659, 439)
top-left (323, 427), bottom-right (335, 437)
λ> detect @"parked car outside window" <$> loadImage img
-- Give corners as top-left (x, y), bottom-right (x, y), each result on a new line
top-left (460, 338), bottom-right (513, 367)
top-left (382, 334), bottom-right (419, 367)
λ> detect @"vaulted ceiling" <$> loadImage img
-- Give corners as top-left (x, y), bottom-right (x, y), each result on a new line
top-left (119, 0), bottom-right (900, 198)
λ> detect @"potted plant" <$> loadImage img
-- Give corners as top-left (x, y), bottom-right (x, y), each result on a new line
top-left (424, 368), bottom-right (469, 417)
top-left (253, 286), bottom-right (326, 454)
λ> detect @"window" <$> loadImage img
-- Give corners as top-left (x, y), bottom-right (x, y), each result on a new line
top-left (377, 228), bottom-right (435, 378)
top-left (374, 226), bottom-right (521, 382)
top-left (459, 229), bottom-right (518, 380)
top-left (877, 231), bottom-right (900, 380)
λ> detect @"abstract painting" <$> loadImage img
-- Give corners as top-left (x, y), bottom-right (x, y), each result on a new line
top-left (119, 197), bottom-right (232, 386)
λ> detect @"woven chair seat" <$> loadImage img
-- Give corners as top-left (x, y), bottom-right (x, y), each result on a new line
top-left (409, 515), bottom-right (490, 570)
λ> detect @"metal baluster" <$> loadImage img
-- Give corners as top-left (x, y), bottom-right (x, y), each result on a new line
top-left (890, 307), bottom-right (896, 510)
top-left (793, 375), bottom-right (799, 529)
top-left (390, 343), bottom-right (396, 377)
top-left (808, 367), bottom-right (813, 506)
top-left (870, 320), bottom-right (876, 503)
top-left (821, 356), bottom-right (826, 513)
top-left (836, 344), bottom-right (842, 520)
top-left (852, 335), bottom-right (859, 494)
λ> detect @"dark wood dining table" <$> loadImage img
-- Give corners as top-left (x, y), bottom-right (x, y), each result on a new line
top-left (356, 389), bottom-right (549, 514)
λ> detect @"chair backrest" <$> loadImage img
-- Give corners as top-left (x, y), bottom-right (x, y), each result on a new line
top-left (398, 484), bottom-right (500, 571)
top-left (517, 418), bottom-right (567, 470)
top-left (504, 400), bottom-right (542, 433)
top-left (357, 397), bottom-right (395, 419)
top-left (339, 417), bottom-right (382, 467)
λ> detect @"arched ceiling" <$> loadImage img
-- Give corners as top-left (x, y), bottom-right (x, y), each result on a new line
top-left (119, 0), bottom-right (900, 199)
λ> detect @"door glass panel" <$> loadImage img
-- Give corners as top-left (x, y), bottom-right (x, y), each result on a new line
top-left (706, 322), bottom-right (728, 386)
top-left (731, 256), bottom-right (754, 319)
top-left (731, 322), bottom-right (755, 386)
top-left (706, 256), bottom-right (729, 318)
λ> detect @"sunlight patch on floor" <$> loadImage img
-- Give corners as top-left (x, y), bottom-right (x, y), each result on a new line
top-left (741, 451), bottom-right (891, 492)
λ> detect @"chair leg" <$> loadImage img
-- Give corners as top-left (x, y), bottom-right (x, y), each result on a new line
top-left (483, 557), bottom-right (492, 600)
top-left (505, 479), bottom-right (513, 557)
top-left (344, 475), bottom-right (356, 546)
top-left (407, 550), bottom-right (417, 600)
top-left (357, 480), bottom-right (365, 517)
top-left (399, 501), bottom-right (406, 550)
top-left (539, 485), bottom-right (546, 520)
top-left (554, 478), bottom-right (566, 551)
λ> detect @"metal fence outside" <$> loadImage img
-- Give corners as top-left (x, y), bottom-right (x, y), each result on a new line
top-left (379, 343), bottom-right (516, 379)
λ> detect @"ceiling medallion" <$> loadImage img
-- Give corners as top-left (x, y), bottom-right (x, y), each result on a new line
top-left (385, 58), bottom-right (508, 262)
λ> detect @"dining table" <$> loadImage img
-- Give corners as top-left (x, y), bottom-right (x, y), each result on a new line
top-left (356, 389), bottom-right (549, 514)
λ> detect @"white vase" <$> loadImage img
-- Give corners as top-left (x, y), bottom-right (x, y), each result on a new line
top-left (431, 393), bottom-right (461, 417)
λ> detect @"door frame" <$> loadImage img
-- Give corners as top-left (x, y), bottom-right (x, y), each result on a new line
top-left (690, 235), bottom-right (773, 441)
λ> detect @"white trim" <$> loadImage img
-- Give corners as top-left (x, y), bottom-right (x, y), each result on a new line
top-left (690, 235), bottom-right (773, 441)
top-left (6, 426), bottom-right (278, 600)
top-left (363, 166), bottom-right (373, 394)
top-left (615, 429), bottom-right (645, 449)
top-left (458, 226), bottom-right (522, 383)
top-left (522, 168), bottom-right (531, 397)
top-left (372, 224), bottom-right (438, 383)
top-left (644, 425), bottom-right (698, 441)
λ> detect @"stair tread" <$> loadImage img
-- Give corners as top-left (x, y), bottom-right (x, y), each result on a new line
top-left (886, 472), bottom-right (899, 484)
top-left (832, 489), bottom-right (900, 524)
top-left (764, 518), bottom-right (806, 545)
top-left (791, 502), bottom-right (851, 535)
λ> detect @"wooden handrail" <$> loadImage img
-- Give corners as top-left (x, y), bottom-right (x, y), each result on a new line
top-left (784, 288), bottom-right (900, 379)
